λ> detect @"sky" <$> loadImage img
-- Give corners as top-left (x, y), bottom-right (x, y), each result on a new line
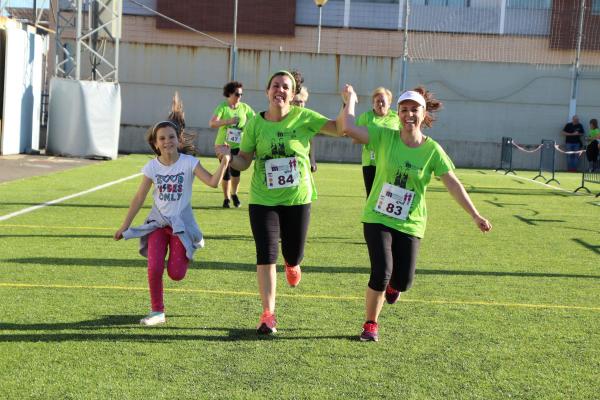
top-left (2, 0), bottom-right (48, 8)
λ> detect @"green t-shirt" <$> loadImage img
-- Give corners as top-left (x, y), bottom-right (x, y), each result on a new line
top-left (588, 128), bottom-right (600, 140)
top-left (356, 110), bottom-right (401, 166)
top-left (362, 127), bottom-right (455, 238)
top-left (213, 101), bottom-right (256, 149)
top-left (240, 106), bottom-right (329, 206)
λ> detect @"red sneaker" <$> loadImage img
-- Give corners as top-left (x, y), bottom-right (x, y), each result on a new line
top-left (360, 321), bottom-right (379, 342)
top-left (285, 263), bottom-right (301, 287)
top-left (385, 284), bottom-right (400, 304)
top-left (257, 311), bottom-right (277, 335)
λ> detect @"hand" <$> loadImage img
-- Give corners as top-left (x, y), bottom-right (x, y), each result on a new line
top-left (310, 162), bottom-right (317, 173)
top-left (215, 144), bottom-right (231, 161)
top-left (229, 117), bottom-right (240, 126)
top-left (114, 227), bottom-right (126, 241)
top-left (341, 84), bottom-right (358, 105)
top-left (473, 215), bottom-right (492, 233)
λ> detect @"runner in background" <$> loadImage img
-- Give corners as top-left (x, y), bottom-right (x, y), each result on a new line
top-left (291, 86), bottom-right (318, 172)
top-left (209, 81), bottom-right (256, 208)
top-left (356, 87), bottom-right (400, 196)
top-left (340, 84), bottom-right (492, 342)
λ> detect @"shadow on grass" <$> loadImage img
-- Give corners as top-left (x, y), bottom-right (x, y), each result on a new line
top-left (0, 315), bottom-right (357, 342)
top-left (3, 257), bottom-right (600, 279)
top-left (513, 215), bottom-right (566, 226)
top-left (571, 238), bottom-right (600, 255)
top-left (0, 234), bottom-right (112, 239)
top-left (0, 233), bottom-right (364, 245)
top-left (427, 186), bottom-right (571, 196)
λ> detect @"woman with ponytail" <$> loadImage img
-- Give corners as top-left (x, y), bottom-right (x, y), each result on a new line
top-left (340, 84), bottom-right (492, 342)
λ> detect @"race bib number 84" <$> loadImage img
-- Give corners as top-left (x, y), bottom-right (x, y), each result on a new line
top-left (265, 157), bottom-right (300, 189)
top-left (374, 183), bottom-right (415, 220)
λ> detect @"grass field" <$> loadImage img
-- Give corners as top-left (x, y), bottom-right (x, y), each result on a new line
top-left (0, 155), bottom-right (599, 399)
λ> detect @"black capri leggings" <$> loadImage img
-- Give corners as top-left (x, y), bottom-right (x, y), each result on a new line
top-left (223, 148), bottom-right (241, 181)
top-left (362, 166), bottom-right (376, 197)
top-left (249, 204), bottom-right (311, 265)
top-left (363, 223), bottom-right (420, 292)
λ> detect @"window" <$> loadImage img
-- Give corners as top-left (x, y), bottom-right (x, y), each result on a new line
top-left (506, 0), bottom-right (551, 9)
top-left (593, 0), bottom-right (600, 15)
top-left (424, 0), bottom-right (470, 6)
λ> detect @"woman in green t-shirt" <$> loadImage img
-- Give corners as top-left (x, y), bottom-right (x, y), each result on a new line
top-left (209, 81), bottom-right (256, 208)
top-left (588, 119), bottom-right (600, 142)
top-left (340, 84), bottom-right (492, 342)
top-left (221, 70), bottom-right (342, 335)
top-left (356, 87), bottom-right (400, 197)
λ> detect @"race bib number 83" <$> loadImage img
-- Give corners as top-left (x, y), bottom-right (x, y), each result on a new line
top-left (265, 157), bottom-right (300, 189)
top-left (374, 183), bottom-right (415, 220)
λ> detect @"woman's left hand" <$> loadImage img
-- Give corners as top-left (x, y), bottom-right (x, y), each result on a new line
top-left (215, 144), bottom-right (231, 160)
top-left (474, 215), bottom-right (492, 233)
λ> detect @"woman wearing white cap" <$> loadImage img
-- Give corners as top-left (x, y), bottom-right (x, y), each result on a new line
top-left (340, 84), bottom-right (492, 342)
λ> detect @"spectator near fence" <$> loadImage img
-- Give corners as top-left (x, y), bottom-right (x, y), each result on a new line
top-left (588, 119), bottom-right (600, 144)
top-left (561, 115), bottom-right (585, 172)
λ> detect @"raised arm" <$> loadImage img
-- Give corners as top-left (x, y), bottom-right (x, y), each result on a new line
top-left (339, 84), bottom-right (369, 144)
top-left (195, 146), bottom-right (231, 188)
top-left (209, 114), bottom-right (239, 129)
top-left (440, 171), bottom-right (492, 233)
top-left (114, 176), bottom-right (153, 240)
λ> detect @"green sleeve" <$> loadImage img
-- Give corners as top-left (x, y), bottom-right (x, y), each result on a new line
top-left (433, 144), bottom-right (455, 177)
top-left (240, 117), bottom-right (257, 154)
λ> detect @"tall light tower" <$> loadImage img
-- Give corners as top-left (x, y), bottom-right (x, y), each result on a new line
top-left (54, 0), bottom-right (122, 81)
top-left (314, 0), bottom-right (328, 54)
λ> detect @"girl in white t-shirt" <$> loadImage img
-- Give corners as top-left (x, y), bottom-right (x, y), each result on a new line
top-left (114, 94), bottom-right (231, 326)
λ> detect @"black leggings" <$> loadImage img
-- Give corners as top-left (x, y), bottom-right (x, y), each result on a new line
top-left (249, 204), bottom-right (311, 265)
top-left (223, 148), bottom-right (241, 181)
top-left (363, 223), bottom-right (420, 292)
top-left (362, 166), bottom-right (376, 197)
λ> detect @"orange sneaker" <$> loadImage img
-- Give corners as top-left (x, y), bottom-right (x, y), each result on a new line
top-left (285, 263), bottom-right (301, 287)
top-left (257, 310), bottom-right (277, 335)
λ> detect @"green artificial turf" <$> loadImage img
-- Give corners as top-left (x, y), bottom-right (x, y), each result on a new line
top-left (1, 155), bottom-right (598, 399)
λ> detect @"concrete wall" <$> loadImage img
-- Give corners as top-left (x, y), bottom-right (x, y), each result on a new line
top-left (112, 43), bottom-right (600, 170)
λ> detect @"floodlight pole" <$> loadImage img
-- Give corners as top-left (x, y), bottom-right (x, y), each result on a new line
top-left (317, 5), bottom-right (323, 53)
top-left (314, 0), bottom-right (328, 54)
top-left (231, 0), bottom-right (238, 81)
top-left (569, 0), bottom-right (586, 120)
top-left (399, 0), bottom-right (410, 92)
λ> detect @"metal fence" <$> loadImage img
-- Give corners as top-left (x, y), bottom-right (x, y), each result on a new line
top-left (533, 139), bottom-right (559, 184)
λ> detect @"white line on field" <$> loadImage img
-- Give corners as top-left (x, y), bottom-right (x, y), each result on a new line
top-left (0, 173), bottom-right (142, 222)
top-left (495, 171), bottom-right (582, 195)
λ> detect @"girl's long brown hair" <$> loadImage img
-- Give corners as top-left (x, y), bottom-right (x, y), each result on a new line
top-left (146, 92), bottom-right (197, 156)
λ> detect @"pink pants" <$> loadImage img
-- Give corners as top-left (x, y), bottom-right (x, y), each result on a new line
top-left (147, 226), bottom-right (189, 312)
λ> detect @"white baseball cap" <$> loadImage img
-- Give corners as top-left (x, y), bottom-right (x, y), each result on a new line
top-left (397, 90), bottom-right (426, 108)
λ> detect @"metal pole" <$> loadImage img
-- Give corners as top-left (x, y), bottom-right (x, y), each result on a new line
top-left (231, 0), bottom-right (238, 81)
top-left (75, 0), bottom-right (83, 80)
top-left (399, 0), bottom-right (410, 92)
top-left (91, 0), bottom-right (99, 81)
top-left (33, 0), bottom-right (37, 24)
top-left (569, 0), bottom-right (586, 119)
top-left (317, 5), bottom-right (322, 54)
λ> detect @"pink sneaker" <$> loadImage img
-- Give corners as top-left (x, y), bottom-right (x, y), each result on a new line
top-left (257, 311), bottom-right (277, 335)
top-left (285, 263), bottom-right (301, 287)
top-left (360, 321), bottom-right (379, 342)
top-left (385, 284), bottom-right (400, 304)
